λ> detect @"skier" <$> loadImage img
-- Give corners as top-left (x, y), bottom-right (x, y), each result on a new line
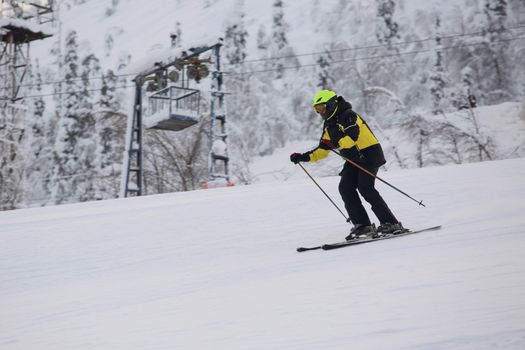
top-left (290, 89), bottom-right (403, 240)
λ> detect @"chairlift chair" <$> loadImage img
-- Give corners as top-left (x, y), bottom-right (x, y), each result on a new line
top-left (144, 85), bottom-right (200, 131)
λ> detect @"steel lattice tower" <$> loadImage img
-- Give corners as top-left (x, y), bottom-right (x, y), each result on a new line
top-left (0, 1), bottom-right (54, 209)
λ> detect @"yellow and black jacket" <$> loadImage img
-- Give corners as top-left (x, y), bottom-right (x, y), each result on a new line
top-left (306, 97), bottom-right (386, 167)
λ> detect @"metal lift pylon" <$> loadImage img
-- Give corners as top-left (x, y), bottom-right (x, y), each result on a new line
top-left (206, 43), bottom-right (231, 187)
top-left (0, 1), bottom-right (54, 209)
top-left (121, 40), bottom-right (231, 197)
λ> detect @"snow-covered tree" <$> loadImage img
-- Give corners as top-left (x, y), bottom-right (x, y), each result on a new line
top-left (0, 107), bottom-right (25, 209)
top-left (144, 121), bottom-right (209, 193)
top-left (105, 0), bottom-right (119, 17)
top-left (270, 0), bottom-right (298, 79)
top-left (62, 30), bottom-right (81, 115)
top-left (482, 0), bottom-right (510, 102)
top-left (431, 117), bottom-right (495, 165)
top-left (80, 54), bottom-right (101, 109)
top-left (93, 69), bottom-right (125, 199)
top-left (429, 16), bottom-right (447, 115)
top-left (399, 113), bottom-right (434, 168)
top-left (223, 0), bottom-right (248, 66)
top-left (52, 30), bottom-right (97, 204)
top-left (376, 0), bottom-right (400, 46)
top-left (352, 0), bottom-right (404, 118)
top-left (256, 24), bottom-right (269, 52)
top-left (315, 53), bottom-right (334, 90)
top-left (104, 32), bottom-right (114, 57)
top-left (25, 60), bottom-right (52, 206)
top-left (271, 0), bottom-right (287, 49)
top-left (449, 66), bottom-right (476, 110)
top-left (254, 24), bottom-right (270, 72)
top-left (48, 29), bottom-right (63, 124)
top-left (171, 21), bottom-right (183, 49)
top-left (52, 30), bottom-right (79, 203)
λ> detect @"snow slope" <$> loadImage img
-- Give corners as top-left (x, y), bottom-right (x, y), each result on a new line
top-left (1, 158), bottom-right (525, 349)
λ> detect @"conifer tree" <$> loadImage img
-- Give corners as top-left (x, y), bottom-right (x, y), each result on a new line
top-left (270, 0), bottom-right (289, 79)
top-left (315, 53), bottom-right (334, 90)
top-left (376, 0), bottom-right (400, 46)
top-left (429, 16), bottom-right (447, 115)
top-left (256, 24), bottom-right (269, 52)
top-left (78, 53), bottom-right (102, 200)
top-left (52, 30), bottom-right (98, 203)
top-left (52, 30), bottom-right (81, 203)
top-left (255, 24), bottom-right (270, 72)
top-left (0, 97), bottom-right (24, 210)
top-left (366, 0), bottom-right (404, 118)
top-left (224, 0), bottom-right (248, 66)
top-left (80, 54), bottom-right (101, 110)
top-left (482, 0), bottom-right (510, 100)
top-left (25, 60), bottom-right (51, 205)
top-left (94, 69), bottom-right (124, 199)
top-left (172, 21), bottom-right (183, 48)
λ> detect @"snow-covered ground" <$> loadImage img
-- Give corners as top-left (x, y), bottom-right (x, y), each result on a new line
top-left (1, 157), bottom-right (525, 349)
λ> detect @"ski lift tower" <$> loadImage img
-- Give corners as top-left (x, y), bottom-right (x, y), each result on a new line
top-left (121, 40), bottom-right (231, 197)
top-left (0, 1), bottom-right (54, 108)
top-left (0, 1), bottom-right (54, 208)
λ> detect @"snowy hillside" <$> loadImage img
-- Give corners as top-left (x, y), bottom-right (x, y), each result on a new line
top-left (30, 0), bottom-right (442, 68)
top-left (2, 158), bottom-right (525, 349)
top-left (250, 102), bottom-right (525, 182)
top-left (1, 0), bottom-right (521, 209)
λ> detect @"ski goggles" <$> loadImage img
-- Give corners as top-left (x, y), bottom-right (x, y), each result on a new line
top-left (313, 103), bottom-right (326, 114)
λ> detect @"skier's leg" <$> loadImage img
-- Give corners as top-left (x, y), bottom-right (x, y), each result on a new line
top-left (339, 165), bottom-right (372, 226)
top-left (356, 165), bottom-right (398, 224)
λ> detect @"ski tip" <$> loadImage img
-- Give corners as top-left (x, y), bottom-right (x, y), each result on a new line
top-left (297, 246), bottom-right (322, 252)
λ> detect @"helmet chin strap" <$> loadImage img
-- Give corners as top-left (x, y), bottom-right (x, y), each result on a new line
top-left (324, 105), bottom-right (338, 121)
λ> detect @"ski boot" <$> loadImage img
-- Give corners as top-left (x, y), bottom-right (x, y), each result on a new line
top-left (375, 222), bottom-right (406, 238)
top-left (346, 224), bottom-right (377, 241)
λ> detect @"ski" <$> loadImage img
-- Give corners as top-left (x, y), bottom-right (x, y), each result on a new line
top-left (296, 225), bottom-right (442, 252)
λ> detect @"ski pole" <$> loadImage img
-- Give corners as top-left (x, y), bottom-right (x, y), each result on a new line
top-left (328, 147), bottom-right (426, 207)
top-left (297, 162), bottom-right (349, 221)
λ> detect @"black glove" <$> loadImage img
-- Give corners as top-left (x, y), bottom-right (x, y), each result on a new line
top-left (290, 152), bottom-right (309, 164)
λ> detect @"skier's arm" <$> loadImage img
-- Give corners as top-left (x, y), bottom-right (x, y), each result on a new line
top-left (306, 129), bottom-right (331, 162)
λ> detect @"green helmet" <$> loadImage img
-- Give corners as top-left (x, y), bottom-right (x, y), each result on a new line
top-left (313, 89), bottom-right (337, 106)
top-left (312, 89), bottom-right (338, 120)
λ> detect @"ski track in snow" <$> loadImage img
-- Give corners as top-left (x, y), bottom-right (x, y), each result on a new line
top-left (1, 158), bottom-right (525, 349)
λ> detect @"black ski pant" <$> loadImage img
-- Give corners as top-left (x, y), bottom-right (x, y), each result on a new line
top-left (338, 162), bottom-right (398, 226)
